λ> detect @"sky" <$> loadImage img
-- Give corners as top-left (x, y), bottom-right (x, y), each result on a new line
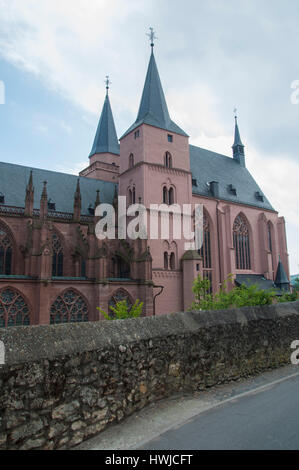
top-left (0, 0), bottom-right (298, 274)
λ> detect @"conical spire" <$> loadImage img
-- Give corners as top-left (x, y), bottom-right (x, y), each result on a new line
top-left (232, 114), bottom-right (245, 167)
top-left (275, 256), bottom-right (290, 291)
top-left (121, 33), bottom-right (188, 139)
top-left (89, 81), bottom-right (120, 157)
top-left (233, 116), bottom-right (243, 147)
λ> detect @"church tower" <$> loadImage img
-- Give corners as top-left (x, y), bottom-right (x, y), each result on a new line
top-left (119, 29), bottom-right (193, 312)
top-left (80, 77), bottom-right (120, 182)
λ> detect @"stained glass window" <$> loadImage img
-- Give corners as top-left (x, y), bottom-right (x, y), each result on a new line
top-left (0, 225), bottom-right (13, 275)
top-left (50, 290), bottom-right (89, 324)
top-left (108, 289), bottom-right (133, 318)
top-left (198, 213), bottom-right (213, 293)
top-left (233, 214), bottom-right (251, 270)
top-left (0, 288), bottom-right (30, 327)
top-left (52, 233), bottom-right (63, 277)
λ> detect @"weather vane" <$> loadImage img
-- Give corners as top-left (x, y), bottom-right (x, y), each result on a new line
top-left (105, 75), bottom-right (111, 94)
top-left (234, 107), bottom-right (238, 120)
top-left (147, 27), bottom-right (157, 51)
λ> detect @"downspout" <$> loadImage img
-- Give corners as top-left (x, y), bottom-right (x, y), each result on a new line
top-left (216, 200), bottom-right (222, 287)
top-left (153, 285), bottom-right (164, 316)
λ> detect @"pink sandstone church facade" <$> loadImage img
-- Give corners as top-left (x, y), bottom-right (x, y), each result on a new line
top-left (0, 40), bottom-right (290, 327)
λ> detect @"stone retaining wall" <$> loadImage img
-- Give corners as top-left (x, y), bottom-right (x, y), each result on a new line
top-left (0, 301), bottom-right (299, 450)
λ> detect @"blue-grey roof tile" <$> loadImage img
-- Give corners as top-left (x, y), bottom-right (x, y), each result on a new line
top-left (0, 162), bottom-right (115, 215)
top-left (190, 145), bottom-right (274, 211)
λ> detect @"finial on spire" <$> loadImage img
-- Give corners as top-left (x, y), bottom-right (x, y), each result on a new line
top-left (234, 107), bottom-right (238, 122)
top-left (147, 27), bottom-right (157, 52)
top-left (105, 75), bottom-right (111, 95)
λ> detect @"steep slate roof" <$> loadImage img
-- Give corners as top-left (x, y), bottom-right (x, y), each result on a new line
top-left (0, 162), bottom-right (115, 215)
top-left (190, 145), bottom-right (274, 211)
top-left (121, 52), bottom-right (188, 139)
top-left (235, 274), bottom-right (283, 294)
top-left (89, 94), bottom-right (120, 157)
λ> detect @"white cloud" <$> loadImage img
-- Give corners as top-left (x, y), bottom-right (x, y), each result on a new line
top-left (0, 0), bottom-right (298, 271)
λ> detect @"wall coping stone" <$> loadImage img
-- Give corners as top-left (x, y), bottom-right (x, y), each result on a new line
top-left (0, 301), bottom-right (298, 366)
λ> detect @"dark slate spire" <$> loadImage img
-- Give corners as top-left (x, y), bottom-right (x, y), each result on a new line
top-left (274, 256), bottom-right (290, 291)
top-left (89, 81), bottom-right (120, 157)
top-left (121, 32), bottom-right (188, 139)
top-left (232, 114), bottom-right (245, 167)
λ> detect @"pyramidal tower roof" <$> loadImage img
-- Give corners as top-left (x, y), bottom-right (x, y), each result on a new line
top-left (275, 256), bottom-right (289, 287)
top-left (89, 83), bottom-right (120, 157)
top-left (121, 32), bottom-right (188, 139)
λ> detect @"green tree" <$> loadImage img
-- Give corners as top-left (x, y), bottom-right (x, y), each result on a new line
top-left (97, 299), bottom-right (143, 320)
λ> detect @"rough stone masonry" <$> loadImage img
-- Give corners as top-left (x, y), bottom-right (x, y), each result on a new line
top-left (0, 301), bottom-right (299, 450)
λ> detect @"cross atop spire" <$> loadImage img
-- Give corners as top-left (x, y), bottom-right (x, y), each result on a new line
top-left (89, 85), bottom-right (120, 157)
top-left (105, 75), bottom-right (111, 95)
top-left (147, 27), bottom-right (157, 52)
top-left (120, 30), bottom-right (188, 139)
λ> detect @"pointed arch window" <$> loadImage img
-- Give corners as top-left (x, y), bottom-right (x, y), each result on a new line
top-left (52, 233), bottom-right (64, 277)
top-left (198, 213), bottom-right (213, 293)
top-left (267, 222), bottom-right (273, 253)
top-left (0, 288), bottom-right (31, 327)
top-left (199, 214), bottom-right (212, 269)
top-left (128, 189), bottom-right (133, 205)
top-left (164, 252), bottom-right (169, 270)
top-left (233, 214), bottom-right (251, 270)
top-left (0, 225), bottom-right (13, 275)
top-left (168, 187), bottom-right (175, 205)
top-left (163, 186), bottom-right (168, 204)
top-left (170, 252), bottom-right (176, 270)
top-left (81, 257), bottom-right (86, 278)
top-left (50, 290), bottom-right (89, 324)
top-left (111, 255), bottom-right (130, 279)
top-left (164, 152), bottom-right (172, 168)
top-left (108, 289), bottom-right (133, 318)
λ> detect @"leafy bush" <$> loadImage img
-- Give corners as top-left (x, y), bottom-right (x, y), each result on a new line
top-left (97, 299), bottom-right (143, 320)
top-left (277, 291), bottom-right (298, 303)
top-left (189, 274), bottom-right (291, 312)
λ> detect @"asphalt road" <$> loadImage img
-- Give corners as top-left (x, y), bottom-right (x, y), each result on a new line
top-left (75, 365), bottom-right (299, 451)
top-left (140, 370), bottom-right (299, 450)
